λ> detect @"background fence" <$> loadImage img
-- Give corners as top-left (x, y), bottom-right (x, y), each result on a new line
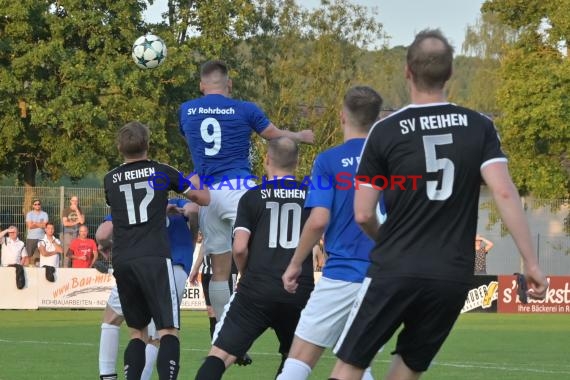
top-left (0, 185), bottom-right (568, 275)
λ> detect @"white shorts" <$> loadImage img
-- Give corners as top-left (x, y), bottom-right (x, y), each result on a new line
top-left (107, 286), bottom-right (123, 316)
top-left (148, 265), bottom-right (188, 339)
top-left (107, 264), bottom-right (188, 336)
top-left (200, 178), bottom-right (254, 255)
top-left (294, 276), bottom-right (363, 348)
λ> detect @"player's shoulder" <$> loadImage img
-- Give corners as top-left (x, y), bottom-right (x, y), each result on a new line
top-left (448, 103), bottom-right (495, 124)
top-left (152, 160), bottom-right (186, 175)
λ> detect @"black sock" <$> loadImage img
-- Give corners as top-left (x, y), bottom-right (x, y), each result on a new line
top-left (209, 317), bottom-right (217, 338)
top-left (157, 334), bottom-right (180, 380)
top-left (195, 356), bottom-right (225, 380)
top-left (124, 338), bottom-right (146, 380)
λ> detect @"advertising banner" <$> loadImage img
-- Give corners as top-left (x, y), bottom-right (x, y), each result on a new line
top-left (180, 275), bottom-right (206, 311)
top-left (38, 269), bottom-right (115, 309)
top-left (0, 267), bottom-right (40, 309)
top-left (461, 275), bottom-right (498, 313)
top-left (497, 275), bottom-right (570, 313)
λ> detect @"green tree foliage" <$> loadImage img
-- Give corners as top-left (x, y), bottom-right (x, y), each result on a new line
top-left (481, 0), bottom-right (570, 198)
top-left (242, 0), bottom-right (386, 177)
top-left (361, 46), bottom-right (408, 110)
top-left (0, 0), bottom-right (182, 186)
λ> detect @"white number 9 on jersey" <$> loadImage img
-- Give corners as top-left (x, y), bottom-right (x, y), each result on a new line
top-left (200, 117), bottom-right (222, 156)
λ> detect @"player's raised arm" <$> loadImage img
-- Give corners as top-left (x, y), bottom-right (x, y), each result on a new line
top-left (260, 123), bottom-right (314, 145)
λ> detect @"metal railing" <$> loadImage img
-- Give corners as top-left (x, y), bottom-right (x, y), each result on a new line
top-left (0, 185), bottom-right (568, 274)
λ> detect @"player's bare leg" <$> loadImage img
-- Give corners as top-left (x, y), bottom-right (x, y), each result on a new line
top-left (385, 354), bottom-right (421, 380)
top-left (277, 336), bottom-right (324, 379)
top-left (329, 359), bottom-right (365, 380)
top-left (209, 251), bottom-right (232, 320)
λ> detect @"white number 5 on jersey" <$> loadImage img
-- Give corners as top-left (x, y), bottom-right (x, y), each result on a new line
top-left (422, 134), bottom-right (454, 201)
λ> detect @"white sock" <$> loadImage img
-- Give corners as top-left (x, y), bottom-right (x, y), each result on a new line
top-left (99, 323), bottom-right (120, 376)
top-left (362, 367), bottom-right (374, 380)
top-left (209, 280), bottom-right (231, 321)
top-left (276, 358), bottom-right (312, 380)
top-left (141, 344), bottom-right (159, 380)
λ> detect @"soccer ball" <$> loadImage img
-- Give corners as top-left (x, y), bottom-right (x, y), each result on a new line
top-left (131, 34), bottom-right (167, 69)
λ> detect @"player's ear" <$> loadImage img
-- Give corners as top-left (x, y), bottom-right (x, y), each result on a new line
top-left (227, 79), bottom-right (232, 94)
top-left (199, 81), bottom-right (205, 94)
top-left (404, 64), bottom-right (412, 81)
top-left (339, 109), bottom-right (346, 126)
top-left (263, 153), bottom-right (270, 168)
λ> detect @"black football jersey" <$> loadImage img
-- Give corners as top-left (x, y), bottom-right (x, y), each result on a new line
top-left (104, 160), bottom-right (191, 265)
top-left (234, 179), bottom-right (313, 304)
top-left (357, 103), bottom-right (506, 283)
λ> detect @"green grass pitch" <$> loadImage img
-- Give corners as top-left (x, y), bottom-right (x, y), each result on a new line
top-left (0, 310), bottom-right (568, 379)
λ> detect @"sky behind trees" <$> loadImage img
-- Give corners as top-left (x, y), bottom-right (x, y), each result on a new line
top-left (145, 0), bottom-right (486, 49)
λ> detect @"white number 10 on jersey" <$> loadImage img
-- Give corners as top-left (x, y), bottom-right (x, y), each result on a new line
top-left (266, 202), bottom-right (302, 249)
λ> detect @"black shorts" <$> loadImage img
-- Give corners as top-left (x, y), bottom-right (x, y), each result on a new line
top-left (114, 256), bottom-right (179, 330)
top-left (335, 276), bottom-right (470, 372)
top-left (201, 273), bottom-right (237, 307)
top-left (213, 291), bottom-right (305, 358)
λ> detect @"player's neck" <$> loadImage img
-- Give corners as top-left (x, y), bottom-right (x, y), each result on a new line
top-left (123, 154), bottom-right (148, 163)
top-left (204, 89), bottom-right (229, 96)
top-left (344, 127), bottom-right (367, 142)
top-left (409, 86), bottom-right (446, 105)
top-left (266, 169), bottom-right (293, 179)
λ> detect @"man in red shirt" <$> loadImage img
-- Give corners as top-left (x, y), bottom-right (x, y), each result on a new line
top-left (67, 225), bottom-right (98, 268)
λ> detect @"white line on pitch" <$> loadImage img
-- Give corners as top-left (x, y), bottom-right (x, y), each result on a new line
top-left (1, 338), bottom-right (569, 375)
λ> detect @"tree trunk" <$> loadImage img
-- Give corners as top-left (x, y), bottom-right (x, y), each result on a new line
top-left (22, 160), bottom-right (37, 215)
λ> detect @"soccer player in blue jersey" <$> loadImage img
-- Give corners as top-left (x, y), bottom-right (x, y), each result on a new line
top-left (279, 86), bottom-right (383, 380)
top-left (97, 199), bottom-right (198, 380)
top-left (179, 60), bottom-right (314, 322)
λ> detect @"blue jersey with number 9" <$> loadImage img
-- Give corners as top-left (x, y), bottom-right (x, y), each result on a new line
top-left (179, 94), bottom-right (270, 183)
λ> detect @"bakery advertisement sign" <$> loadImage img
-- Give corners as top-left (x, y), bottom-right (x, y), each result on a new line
top-left (498, 275), bottom-right (570, 313)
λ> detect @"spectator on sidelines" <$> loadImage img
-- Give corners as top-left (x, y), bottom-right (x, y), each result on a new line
top-left (67, 225), bottom-right (98, 268)
top-left (474, 234), bottom-right (494, 275)
top-left (0, 226), bottom-right (28, 267)
top-left (25, 198), bottom-right (48, 267)
top-left (38, 222), bottom-right (63, 268)
top-left (61, 195), bottom-right (85, 266)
